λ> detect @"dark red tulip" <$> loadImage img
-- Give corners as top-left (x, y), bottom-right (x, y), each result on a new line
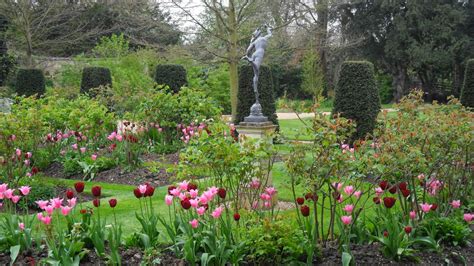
top-left (181, 198), bottom-right (191, 210)
top-left (383, 197), bottom-right (396, 208)
top-left (91, 186), bottom-right (101, 197)
top-left (398, 182), bottom-right (408, 191)
top-left (217, 188), bottom-right (226, 199)
top-left (80, 209), bottom-right (87, 214)
top-left (296, 197), bottom-right (305, 205)
top-left (388, 185), bottom-right (397, 194)
top-left (66, 189), bottom-right (74, 199)
top-left (167, 185), bottom-right (176, 195)
top-left (31, 167), bottom-right (39, 175)
top-left (93, 198), bottom-right (100, 207)
top-left (332, 191), bottom-right (341, 200)
top-left (145, 185), bottom-right (155, 197)
top-left (404, 226), bottom-right (412, 234)
top-left (383, 231), bottom-right (389, 237)
top-left (373, 197), bottom-right (381, 204)
top-left (109, 198), bottom-right (117, 208)
top-left (202, 204), bottom-right (209, 210)
top-left (305, 193), bottom-right (318, 202)
top-left (233, 213), bottom-right (241, 221)
top-left (431, 204), bottom-right (438, 211)
top-left (401, 189), bottom-right (410, 198)
top-left (379, 181), bottom-right (389, 190)
top-left (74, 182), bottom-right (85, 193)
top-left (300, 205), bottom-right (310, 217)
top-left (187, 183), bottom-right (198, 191)
top-left (134, 188), bottom-right (143, 198)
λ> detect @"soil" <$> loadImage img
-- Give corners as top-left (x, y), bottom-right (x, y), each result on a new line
top-left (42, 152), bottom-right (179, 188)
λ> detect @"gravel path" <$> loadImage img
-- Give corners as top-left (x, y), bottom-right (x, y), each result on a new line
top-left (277, 108), bottom-right (397, 120)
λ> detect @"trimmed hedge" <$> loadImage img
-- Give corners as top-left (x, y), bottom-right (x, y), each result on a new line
top-left (333, 61), bottom-right (380, 139)
top-left (236, 65), bottom-right (278, 126)
top-left (80, 67), bottom-right (112, 96)
top-left (15, 68), bottom-right (45, 97)
top-left (460, 59), bottom-right (474, 108)
top-left (154, 64), bottom-right (187, 93)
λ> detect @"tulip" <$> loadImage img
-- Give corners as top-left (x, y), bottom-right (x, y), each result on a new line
top-left (80, 147), bottom-right (86, 154)
top-left (189, 189), bottom-right (198, 198)
top-left (93, 198), bottom-right (100, 208)
top-left (23, 159), bottom-right (30, 166)
top-left (19, 186), bottom-right (31, 196)
top-left (404, 226), bottom-right (412, 234)
top-left (260, 193), bottom-right (271, 201)
top-left (91, 154), bottom-right (98, 161)
top-left (305, 193), bottom-right (318, 202)
top-left (165, 195), bottom-right (173, 206)
top-left (233, 213), bottom-right (241, 221)
top-left (344, 186), bottom-right (354, 195)
top-left (45, 205), bottom-right (54, 215)
top-left (109, 198), bottom-right (117, 208)
top-left (373, 197), bottom-right (381, 204)
top-left (0, 183), bottom-right (7, 193)
top-left (169, 188), bottom-right (181, 197)
top-left (167, 185), bottom-right (177, 195)
top-left (430, 204), bottom-right (438, 211)
top-left (375, 187), bottom-right (384, 196)
top-left (67, 198), bottom-right (77, 208)
top-left (133, 188), bottom-right (143, 198)
top-left (26, 152), bottom-right (32, 159)
top-left (409, 211), bottom-right (416, 220)
top-left (296, 197), bottom-right (304, 205)
top-left (189, 219), bottom-right (199, 228)
top-left (66, 189), bottom-right (74, 199)
top-left (217, 188), bottom-right (226, 199)
top-left (300, 205), bottom-right (310, 217)
top-left (36, 200), bottom-right (49, 210)
top-left (420, 203), bottom-right (433, 213)
top-left (379, 180), bottom-right (389, 190)
top-left (197, 207), bottom-right (206, 216)
top-left (19, 223), bottom-right (25, 231)
top-left (177, 180), bottom-right (189, 191)
top-left (265, 187), bottom-right (277, 196)
top-left (451, 200), bottom-right (461, 209)
top-left (341, 215), bottom-right (352, 225)
top-left (190, 199), bottom-right (199, 208)
top-left (74, 182), bottom-right (85, 193)
top-left (354, 191), bottom-right (362, 199)
top-left (343, 204), bottom-right (354, 214)
top-left (383, 197), bottom-right (396, 208)
top-left (145, 185), bottom-right (155, 197)
top-left (398, 182), bottom-right (408, 191)
top-left (41, 215), bottom-right (52, 225)
top-left (51, 198), bottom-right (63, 209)
top-left (138, 185), bottom-right (147, 195)
top-left (211, 206), bottom-right (223, 219)
top-left (71, 144), bottom-right (78, 150)
top-left (250, 179), bottom-right (260, 189)
top-left (11, 195), bottom-right (21, 204)
top-left (181, 198), bottom-right (191, 210)
top-left (463, 213), bottom-right (473, 223)
top-left (61, 206), bottom-right (72, 216)
top-left (4, 189), bottom-right (14, 199)
top-left (388, 185), bottom-right (397, 194)
top-left (91, 186), bottom-right (101, 197)
top-left (401, 189), bottom-right (410, 198)
top-left (15, 148), bottom-right (21, 157)
top-left (383, 231), bottom-right (389, 237)
top-left (187, 183), bottom-right (198, 191)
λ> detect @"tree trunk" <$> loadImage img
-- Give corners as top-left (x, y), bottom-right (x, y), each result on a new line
top-left (316, 0), bottom-right (329, 96)
top-left (392, 64), bottom-right (408, 102)
top-left (228, 0), bottom-right (239, 121)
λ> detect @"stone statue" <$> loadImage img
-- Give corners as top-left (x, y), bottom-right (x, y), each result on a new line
top-left (241, 24), bottom-right (272, 123)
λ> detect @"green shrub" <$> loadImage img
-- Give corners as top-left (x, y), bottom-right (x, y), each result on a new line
top-left (272, 65), bottom-right (305, 99)
top-left (460, 59), bottom-right (474, 108)
top-left (80, 67), bottom-right (112, 96)
top-left (236, 65), bottom-right (278, 126)
top-left (376, 71), bottom-right (394, 104)
top-left (0, 54), bottom-right (15, 87)
top-left (333, 61), bottom-right (380, 139)
top-left (15, 68), bottom-right (46, 97)
top-left (418, 217), bottom-right (472, 247)
top-left (154, 64), bottom-right (187, 93)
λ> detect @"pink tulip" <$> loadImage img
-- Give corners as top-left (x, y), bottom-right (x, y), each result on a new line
top-left (211, 206), bottom-right (223, 219)
top-left (11, 195), bottom-right (21, 204)
top-left (264, 201), bottom-right (271, 208)
top-left (23, 159), bottom-right (30, 166)
top-left (67, 198), bottom-right (77, 208)
top-left (265, 187), bottom-right (277, 196)
top-left (260, 193), bottom-right (271, 201)
top-left (375, 187), bottom-right (384, 196)
top-left (37, 213), bottom-right (44, 221)
top-left (4, 189), bottom-right (14, 199)
top-left (165, 195), bottom-right (173, 206)
top-left (61, 206), bottom-right (72, 216)
top-left (341, 215), bottom-right (352, 225)
top-left (170, 188), bottom-right (181, 197)
top-left (19, 223), bottom-right (25, 231)
top-left (107, 132), bottom-right (116, 141)
top-left (0, 183), bottom-right (7, 193)
top-left (41, 216), bottom-right (52, 225)
top-left (15, 148), bottom-right (21, 157)
top-left (91, 154), bottom-right (98, 161)
top-left (138, 185), bottom-right (147, 195)
top-left (208, 186), bottom-right (219, 195)
top-left (36, 200), bottom-right (49, 210)
top-left (451, 200), bottom-right (461, 209)
top-left (196, 206), bottom-right (206, 215)
top-left (45, 205), bottom-right (54, 215)
top-left (417, 174), bottom-right (425, 180)
top-left (116, 135), bottom-right (123, 142)
top-left (409, 211), bottom-right (416, 220)
top-left (250, 179), bottom-right (260, 189)
top-left (10, 135), bottom-right (16, 141)
top-left (252, 201), bottom-right (259, 209)
top-left (178, 193), bottom-right (187, 201)
top-left (332, 182), bottom-right (343, 191)
top-left (198, 196), bottom-right (209, 205)
top-left (354, 191), bottom-right (362, 199)
top-left (190, 199), bottom-right (199, 208)
top-left (178, 181), bottom-right (189, 191)
top-left (26, 152), bottom-right (32, 159)
top-left (420, 203), bottom-right (433, 213)
top-left (343, 204), bottom-right (354, 214)
top-left (189, 189), bottom-right (198, 198)
top-left (344, 186), bottom-right (354, 195)
top-left (337, 195), bottom-right (344, 203)
top-left (464, 213), bottom-right (473, 223)
top-left (51, 198), bottom-right (63, 209)
top-left (26, 172), bottom-right (32, 177)
top-left (189, 219), bottom-right (199, 228)
top-left (19, 186), bottom-right (31, 196)
top-left (71, 144), bottom-right (78, 150)
top-left (80, 147), bottom-right (86, 154)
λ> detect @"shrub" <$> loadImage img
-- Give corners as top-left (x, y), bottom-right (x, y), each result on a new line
top-left (80, 67), bottom-right (112, 96)
top-left (418, 217), bottom-right (471, 247)
top-left (154, 64), bottom-right (187, 93)
top-left (460, 59), bottom-right (474, 108)
top-left (15, 68), bottom-right (46, 97)
top-left (333, 61), bottom-right (380, 139)
top-left (236, 64), bottom-right (278, 126)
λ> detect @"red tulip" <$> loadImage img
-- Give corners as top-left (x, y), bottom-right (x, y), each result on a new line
top-left (383, 197), bottom-right (396, 208)
top-left (300, 205), bottom-right (310, 217)
top-left (31, 166), bottom-right (39, 175)
top-left (74, 182), bottom-right (85, 193)
top-left (379, 180), bottom-right (389, 190)
top-left (202, 203), bottom-right (209, 210)
top-left (398, 182), bottom-right (408, 191)
top-left (332, 191), bottom-right (341, 200)
top-left (66, 189), bottom-right (74, 199)
top-left (167, 185), bottom-right (176, 195)
top-left (80, 209), bottom-right (87, 214)
top-left (401, 189), bottom-right (410, 198)
top-left (233, 213), bottom-right (241, 221)
top-left (187, 183), bottom-right (198, 191)
top-left (388, 185), bottom-right (397, 194)
top-left (404, 226), bottom-right (412, 234)
top-left (383, 231), bottom-right (389, 237)
top-left (91, 186), bottom-right (101, 197)
top-left (296, 197), bottom-right (305, 205)
top-left (93, 198), bottom-right (100, 207)
top-left (181, 198), bottom-right (191, 210)
top-left (431, 204), bottom-right (438, 211)
top-left (109, 198), bottom-right (117, 208)
top-left (145, 185), bottom-right (155, 197)
top-left (217, 188), bottom-right (227, 199)
top-left (305, 193), bottom-right (318, 202)
top-left (133, 188), bottom-right (142, 198)
top-left (373, 197), bottom-right (381, 204)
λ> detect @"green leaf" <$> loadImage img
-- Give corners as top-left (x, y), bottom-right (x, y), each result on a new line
top-left (9, 245), bottom-right (20, 266)
top-left (342, 252), bottom-right (352, 266)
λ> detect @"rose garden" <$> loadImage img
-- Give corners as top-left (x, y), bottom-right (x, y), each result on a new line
top-left (0, 1), bottom-right (474, 265)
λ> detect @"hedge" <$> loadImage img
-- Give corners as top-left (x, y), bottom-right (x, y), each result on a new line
top-left (236, 65), bottom-right (278, 127)
top-left (154, 64), bottom-right (187, 93)
top-left (460, 59), bottom-right (474, 108)
top-left (333, 61), bottom-right (380, 140)
top-left (80, 67), bottom-right (112, 96)
top-left (15, 68), bottom-right (45, 97)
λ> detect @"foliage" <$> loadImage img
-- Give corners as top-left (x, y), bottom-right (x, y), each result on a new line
top-left (333, 61), bottom-right (381, 140)
top-left (154, 64), bottom-right (188, 93)
top-left (80, 67), bottom-right (112, 96)
top-left (301, 48), bottom-right (325, 98)
top-left (460, 59), bottom-right (474, 108)
top-left (418, 217), bottom-right (472, 247)
top-left (15, 68), bottom-right (45, 97)
top-left (236, 65), bottom-right (278, 126)
top-left (376, 71), bottom-right (394, 104)
top-left (0, 54), bottom-right (15, 87)
top-left (92, 33), bottom-right (129, 58)
top-left (272, 65), bottom-right (306, 99)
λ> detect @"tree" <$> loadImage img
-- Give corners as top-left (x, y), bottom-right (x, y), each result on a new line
top-left (301, 45), bottom-right (325, 98)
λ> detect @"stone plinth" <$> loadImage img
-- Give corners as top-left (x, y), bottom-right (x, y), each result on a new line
top-left (235, 121), bottom-right (277, 142)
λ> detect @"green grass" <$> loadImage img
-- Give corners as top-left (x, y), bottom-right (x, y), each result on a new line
top-left (278, 117), bottom-right (313, 141)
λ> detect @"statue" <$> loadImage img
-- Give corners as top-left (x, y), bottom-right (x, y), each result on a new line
top-left (241, 24), bottom-right (272, 123)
